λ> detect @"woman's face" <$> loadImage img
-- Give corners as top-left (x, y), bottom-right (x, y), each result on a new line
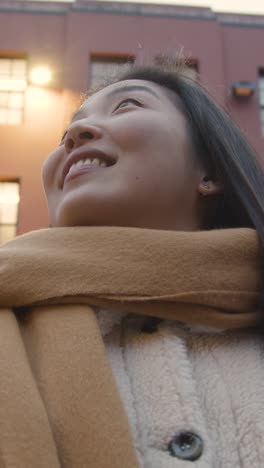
top-left (42, 79), bottom-right (205, 230)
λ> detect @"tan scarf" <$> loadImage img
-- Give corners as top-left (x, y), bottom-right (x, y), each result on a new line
top-left (0, 226), bottom-right (262, 467)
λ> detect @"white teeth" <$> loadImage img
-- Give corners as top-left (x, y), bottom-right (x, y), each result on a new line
top-left (68, 157), bottom-right (109, 175)
top-left (68, 165), bottom-right (75, 174)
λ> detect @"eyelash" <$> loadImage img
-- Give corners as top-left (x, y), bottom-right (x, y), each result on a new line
top-left (113, 98), bottom-right (142, 111)
top-left (60, 98), bottom-right (141, 145)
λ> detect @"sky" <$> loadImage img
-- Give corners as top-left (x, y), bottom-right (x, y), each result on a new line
top-left (29, 0), bottom-right (264, 15)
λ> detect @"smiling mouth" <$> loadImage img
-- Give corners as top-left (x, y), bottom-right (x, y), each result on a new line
top-left (62, 148), bottom-right (117, 188)
top-left (64, 162), bottom-right (112, 185)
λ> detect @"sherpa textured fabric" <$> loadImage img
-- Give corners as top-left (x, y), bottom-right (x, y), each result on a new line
top-left (97, 309), bottom-right (264, 467)
top-left (0, 225), bottom-right (262, 467)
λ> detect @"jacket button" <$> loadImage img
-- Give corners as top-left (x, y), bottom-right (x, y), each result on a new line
top-left (168, 432), bottom-right (203, 461)
top-left (140, 317), bottom-right (163, 333)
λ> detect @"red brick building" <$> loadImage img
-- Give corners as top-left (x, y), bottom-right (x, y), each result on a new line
top-left (0, 0), bottom-right (264, 241)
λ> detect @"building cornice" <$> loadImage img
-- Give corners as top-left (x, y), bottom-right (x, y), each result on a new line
top-left (2, 0), bottom-right (264, 27)
top-left (72, 1), bottom-right (215, 20)
top-left (0, 1), bottom-right (67, 15)
top-left (218, 13), bottom-right (264, 28)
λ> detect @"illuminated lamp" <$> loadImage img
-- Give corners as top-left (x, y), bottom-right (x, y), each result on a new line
top-left (232, 81), bottom-right (255, 98)
top-left (29, 66), bottom-right (52, 86)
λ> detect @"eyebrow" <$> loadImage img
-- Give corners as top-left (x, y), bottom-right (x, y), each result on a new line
top-left (71, 84), bottom-right (160, 122)
top-left (106, 84), bottom-right (160, 99)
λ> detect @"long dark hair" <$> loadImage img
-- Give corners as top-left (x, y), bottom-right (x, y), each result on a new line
top-left (89, 59), bottom-right (264, 320)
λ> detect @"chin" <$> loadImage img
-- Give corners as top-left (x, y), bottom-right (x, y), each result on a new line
top-left (51, 208), bottom-right (104, 228)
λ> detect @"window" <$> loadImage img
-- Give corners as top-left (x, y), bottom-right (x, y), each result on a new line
top-left (0, 180), bottom-right (20, 244)
top-left (258, 70), bottom-right (264, 135)
top-left (89, 55), bottom-right (134, 88)
top-left (154, 55), bottom-right (199, 81)
top-left (0, 58), bottom-right (27, 125)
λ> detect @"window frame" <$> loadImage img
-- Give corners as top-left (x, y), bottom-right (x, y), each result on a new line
top-left (258, 69), bottom-right (264, 136)
top-left (0, 178), bottom-right (20, 244)
top-left (88, 53), bottom-right (135, 89)
top-left (154, 55), bottom-right (200, 81)
top-left (0, 55), bottom-right (27, 125)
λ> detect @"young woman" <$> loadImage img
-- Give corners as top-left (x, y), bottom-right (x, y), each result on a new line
top-left (0, 61), bottom-right (264, 467)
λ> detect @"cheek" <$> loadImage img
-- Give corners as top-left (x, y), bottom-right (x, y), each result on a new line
top-left (115, 115), bottom-right (189, 180)
top-left (118, 117), bottom-right (192, 204)
top-left (41, 149), bottom-right (62, 192)
top-left (114, 113), bottom-right (188, 162)
top-left (113, 116), bottom-right (157, 150)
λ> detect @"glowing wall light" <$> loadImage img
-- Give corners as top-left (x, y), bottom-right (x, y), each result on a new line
top-left (29, 66), bottom-right (52, 86)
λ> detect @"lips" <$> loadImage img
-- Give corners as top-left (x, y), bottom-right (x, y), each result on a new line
top-left (62, 147), bottom-right (116, 187)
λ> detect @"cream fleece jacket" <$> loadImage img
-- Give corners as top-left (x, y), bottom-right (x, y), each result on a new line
top-left (97, 308), bottom-right (264, 468)
top-left (0, 226), bottom-right (261, 467)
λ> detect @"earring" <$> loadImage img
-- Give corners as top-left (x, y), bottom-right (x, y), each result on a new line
top-left (200, 184), bottom-right (211, 197)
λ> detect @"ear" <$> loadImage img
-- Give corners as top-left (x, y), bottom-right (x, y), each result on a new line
top-left (198, 174), bottom-right (224, 197)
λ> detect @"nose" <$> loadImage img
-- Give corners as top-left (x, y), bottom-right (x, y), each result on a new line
top-left (64, 121), bottom-right (103, 153)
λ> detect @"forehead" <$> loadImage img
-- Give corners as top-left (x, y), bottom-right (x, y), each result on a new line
top-left (73, 79), bottom-right (182, 121)
top-left (90, 79), bottom-right (174, 101)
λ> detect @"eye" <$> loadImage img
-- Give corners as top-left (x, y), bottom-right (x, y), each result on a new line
top-left (114, 98), bottom-right (142, 112)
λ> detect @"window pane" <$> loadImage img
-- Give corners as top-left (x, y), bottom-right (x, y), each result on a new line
top-left (259, 71), bottom-right (264, 115)
top-left (9, 92), bottom-right (24, 109)
top-left (89, 57), bottom-right (132, 87)
top-left (0, 182), bottom-right (19, 223)
top-left (0, 108), bottom-right (7, 124)
top-left (0, 60), bottom-right (26, 121)
top-left (183, 66), bottom-right (198, 80)
top-left (0, 225), bottom-right (16, 244)
top-left (260, 109), bottom-right (264, 135)
top-left (0, 203), bottom-right (18, 224)
top-left (0, 59), bottom-right (11, 76)
top-left (155, 55), bottom-right (199, 80)
top-left (0, 92), bottom-right (8, 107)
top-left (7, 108), bottom-right (22, 124)
top-left (259, 88), bottom-right (264, 106)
